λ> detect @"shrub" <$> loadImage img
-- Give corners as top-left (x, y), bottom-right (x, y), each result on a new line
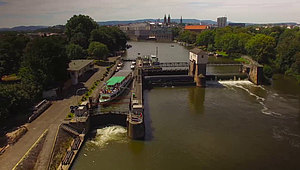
top-left (264, 65), bottom-right (273, 78)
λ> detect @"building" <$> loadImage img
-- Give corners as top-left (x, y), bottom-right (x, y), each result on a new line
top-left (217, 17), bottom-right (227, 28)
top-left (184, 25), bottom-right (210, 33)
top-left (189, 48), bottom-right (208, 76)
top-left (68, 60), bottom-right (94, 85)
top-left (228, 23), bottom-right (246, 27)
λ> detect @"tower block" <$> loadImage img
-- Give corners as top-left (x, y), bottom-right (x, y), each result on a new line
top-left (189, 48), bottom-right (208, 87)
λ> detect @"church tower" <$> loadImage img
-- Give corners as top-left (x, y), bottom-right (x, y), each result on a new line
top-left (180, 16), bottom-right (183, 24)
top-left (168, 14), bottom-right (171, 24)
top-left (164, 14), bottom-right (167, 24)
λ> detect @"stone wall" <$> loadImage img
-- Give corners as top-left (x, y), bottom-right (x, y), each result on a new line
top-left (248, 65), bottom-right (264, 85)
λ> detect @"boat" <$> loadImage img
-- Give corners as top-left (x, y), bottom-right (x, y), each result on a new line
top-left (99, 70), bottom-right (133, 105)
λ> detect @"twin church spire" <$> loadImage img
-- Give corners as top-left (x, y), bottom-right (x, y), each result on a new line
top-left (163, 14), bottom-right (183, 24)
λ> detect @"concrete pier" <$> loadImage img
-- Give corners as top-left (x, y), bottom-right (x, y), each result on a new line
top-left (127, 61), bottom-right (145, 139)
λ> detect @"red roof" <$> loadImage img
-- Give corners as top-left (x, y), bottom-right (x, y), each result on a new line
top-left (184, 25), bottom-right (209, 30)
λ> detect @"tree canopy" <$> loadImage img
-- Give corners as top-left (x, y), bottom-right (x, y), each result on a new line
top-left (20, 37), bottom-right (69, 88)
top-left (245, 34), bottom-right (276, 64)
top-left (65, 14), bottom-right (99, 48)
top-left (0, 34), bottom-right (29, 76)
top-left (88, 42), bottom-right (109, 60)
top-left (90, 26), bottom-right (127, 54)
top-left (66, 43), bottom-right (86, 60)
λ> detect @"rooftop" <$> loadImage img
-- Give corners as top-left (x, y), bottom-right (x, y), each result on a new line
top-left (190, 48), bottom-right (205, 55)
top-left (68, 60), bottom-right (93, 71)
top-left (184, 25), bottom-right (209, 30)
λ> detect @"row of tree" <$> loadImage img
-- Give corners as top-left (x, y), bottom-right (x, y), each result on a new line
top-left (0, 14), bottom-right (128, 124)
top-left (176, 26), bottom-right (300, 79)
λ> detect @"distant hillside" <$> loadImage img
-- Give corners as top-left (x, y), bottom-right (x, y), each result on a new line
top-left (98, 19), bottom-right (217, 26)
top-left (0, 20), bottom-right (297, 32)
top-left (0, 26), bottom-right (48, 32)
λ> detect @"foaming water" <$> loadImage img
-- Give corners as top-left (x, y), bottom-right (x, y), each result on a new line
top-left (87, 126), bottom-right (128, 148)
top-left (219, 80), bottom-right (281, 117)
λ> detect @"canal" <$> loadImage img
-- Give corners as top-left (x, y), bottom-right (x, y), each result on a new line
top-left (72, 41), bottom-right (300, 170)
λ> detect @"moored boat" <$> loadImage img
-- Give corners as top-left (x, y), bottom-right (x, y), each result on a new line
top-left (99, 70), bottom-right (133, 105)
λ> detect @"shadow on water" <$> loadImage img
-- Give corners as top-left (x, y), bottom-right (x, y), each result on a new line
top-left (128, 140), bottom-right (145, 155)
top-left (143, 90), bottom-right (154, 141)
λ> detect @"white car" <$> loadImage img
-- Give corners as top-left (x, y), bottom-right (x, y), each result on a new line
top-left (131, 61), bottom-right (136, 65)
top-left (130, 65), bottom-right (135, 69)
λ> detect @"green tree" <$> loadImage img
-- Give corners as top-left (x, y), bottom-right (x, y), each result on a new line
top-left (0, 83), bottom-right (38, 121)
top-left (90, 26), bottom-right (127, 53)
top-left (20, 37), bottom-right (69, 89)
top-left (0, 34), bottom-right (29, 76)
top-left (172, 27), bottom-right (182, 39)
top-left (178, 30), bottom-right (197, 44)
top-left (70, 32), bottom-right (89, 48)
top-left (196, 30), bottom-right (215, 46)
top-left (66, 43), bottom-right (86, 60)
top-left (291, 52), bottom-right (300, 74)
top-left (65, 15), bottom-right (99, 48)
top-left (215, 33), bottom-right (239, 53)
top-left (245, 34), bottom-right (276, 64)
top-left (276, 29), bottom-right (300, 72)
top-left (88, 42), bottom-right (109, 60)
top-left (237, 33), bottom-right (252, 54)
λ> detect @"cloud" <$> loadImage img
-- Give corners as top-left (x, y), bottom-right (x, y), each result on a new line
top-left (0, 1), bottom-right (7, 6)
top-left (0, 0), bottom-right (299, 27)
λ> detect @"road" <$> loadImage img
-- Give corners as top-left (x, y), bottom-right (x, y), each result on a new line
top-left (0, 58), bottom-right (117, 170)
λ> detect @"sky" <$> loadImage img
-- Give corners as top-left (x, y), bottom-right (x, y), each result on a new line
top-left (0, 0), bottom-right (299, 28)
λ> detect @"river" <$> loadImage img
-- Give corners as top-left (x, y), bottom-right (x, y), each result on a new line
top-left (72, 41), bottom-right (300, 170)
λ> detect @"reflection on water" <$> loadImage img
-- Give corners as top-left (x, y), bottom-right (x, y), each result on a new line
top-left (188, 87), bottom-right (205, 114)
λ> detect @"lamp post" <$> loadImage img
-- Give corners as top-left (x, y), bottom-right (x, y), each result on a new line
top-left (76, 87), bottom-right (87, 104)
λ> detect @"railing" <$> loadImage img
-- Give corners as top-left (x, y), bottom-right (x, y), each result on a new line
top-left (159, 62), bottom-right (189, 67)
top-left (207, 63), bottom-right (243, 66)
top-left (159, 62), bottom-right (243, 67)
top-left (92, 111), bottom-right (129, 116)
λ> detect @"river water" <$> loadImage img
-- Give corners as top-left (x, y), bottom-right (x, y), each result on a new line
top-left (72, 41), bottom-right (300, 170)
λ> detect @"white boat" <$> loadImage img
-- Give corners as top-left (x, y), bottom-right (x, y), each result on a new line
top-left (116, 66), bottom-right (121, 72)
top-left (99, 70), bottom-right (133, 105)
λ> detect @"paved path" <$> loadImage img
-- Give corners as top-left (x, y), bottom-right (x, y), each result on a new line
top-left (0, 57), bottom-right (119, 170)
